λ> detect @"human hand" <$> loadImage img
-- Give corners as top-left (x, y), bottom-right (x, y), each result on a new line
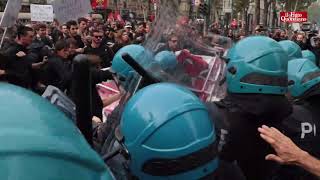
top-left (258, 125), bottom-right (307, 165)
top-left (75, 48), bottom-right (84, 53)
top-left (0, 69), bottom-right (5, 76)
top-left (16, 51), bottom-right (26, 57)
top-left (92, 116), bottom-right (102, 123)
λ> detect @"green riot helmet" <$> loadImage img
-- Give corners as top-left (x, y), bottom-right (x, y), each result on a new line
top-left (302, 50), bottom-right (317, 64)
top-left (279, 40), bottom-right (302, 60)
top-left (227, 36), bottom-right (288, 95)
top-left (0, 83), bottom-right (114, 180)
top-left (288, 58), bottom-right (320, 98)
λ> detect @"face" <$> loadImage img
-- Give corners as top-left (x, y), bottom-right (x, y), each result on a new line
top-left (92, 32), bottom-right (103, 45)
top-left (168, 36), bottom-right (178, 51)
top-left (37, 28), bottom-right (47, 37)
top-left (137, 25), bottom-right (144, 33)
top-left (145, 25), bottom-right (150, 33)
top-left (121, 32), bottom-right (129, 42)
top-left (62, 25), bottom-right (68, 34)
top-left (111, 23), bottom-right (116, 29)
top-left (57, 48), bottom-right (69, 59)
top-left (105, 30), bottom-right (110, 36)
top-left (79, 21), bottom-right (87, 30)
top-left (69, 25), bottom-right (78, 37)
top-left (315, 38), bottom-right (320, 47)
top-left (125, 27), bottom-right (131, 32)
top-left (68, 44), bottom-right (77, 56)
top-left (297, 35), bottom-right (304, 42)
top-left (53, 21), bottom-right (58, 27)
top-left (21, 31), bottom-right (34, 46)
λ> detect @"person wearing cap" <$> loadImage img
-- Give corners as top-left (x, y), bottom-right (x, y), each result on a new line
top-left (124, 22), bottom-right (134, 40)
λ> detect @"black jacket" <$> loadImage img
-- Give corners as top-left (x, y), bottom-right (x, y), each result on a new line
top-left (73, 35), bottom-right (85, 48)
top-left (84, 44), bottom-right (114, 68)
top-left (44, 55), bottom-right (72, 92)
top-left (2, 42), bottom-right (32, 88)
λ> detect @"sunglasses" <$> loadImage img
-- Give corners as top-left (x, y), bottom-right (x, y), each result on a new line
top-left (94, 36), bottom-right (103, 39)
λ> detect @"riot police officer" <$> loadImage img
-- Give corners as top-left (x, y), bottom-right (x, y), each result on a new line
top-left (302, 50), bottom-right (317, 64)
top-left (279, 40), bottom-right (303, 61)
top-left (0, 83), bottom-right (115, 179)
top-left (105, 83), bottom-right (245, 180)
top-left (207, 36), bottom-right (292, 180)
top-left (270, 58), bottom-right (320, 180)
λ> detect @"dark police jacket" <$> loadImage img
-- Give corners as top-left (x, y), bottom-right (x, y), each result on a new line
top-left (206, 93), bottom-right (293, 180)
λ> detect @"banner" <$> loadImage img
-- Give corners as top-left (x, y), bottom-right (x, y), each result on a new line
top-left (91, 0), bottom-right (108, 9)
top-left (30, 4), bottom-right (54, 22)
top-left (52, 0), bottom-right (92, 23)
top-left (280, 12), bottom-right (308, 23)
top-left (0, 0), bottom-right (22, 27)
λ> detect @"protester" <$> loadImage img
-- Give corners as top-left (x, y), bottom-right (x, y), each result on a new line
top-left (0, 26), bottom-right (34, 89)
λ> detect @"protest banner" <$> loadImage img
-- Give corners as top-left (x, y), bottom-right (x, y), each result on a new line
top-left (30, 4), bottom-right (54, 22)
top-left (52, 0), bottom-right (92, 23)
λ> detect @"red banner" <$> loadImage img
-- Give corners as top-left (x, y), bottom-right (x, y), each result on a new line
top-left (91, 0), bottom-right (108, 9)
top-left (280, 11), bottom-right (308, 23)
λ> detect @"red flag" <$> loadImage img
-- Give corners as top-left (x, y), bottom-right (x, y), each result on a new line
top-left (114, 11), bottom-right (124, 25)
top-left (91, 0), bottom-right (108, 9)
top-left (107, 12), bottom-right (114, 22)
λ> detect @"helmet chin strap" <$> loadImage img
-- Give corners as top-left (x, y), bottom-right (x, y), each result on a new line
top-left (102, 126), bottom-right (130, 162)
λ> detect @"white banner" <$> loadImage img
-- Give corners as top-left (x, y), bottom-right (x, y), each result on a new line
top-left (0, 0), bottom-right (22, 27)
top-left (30, 4), bottom-right (54, 22)
top-left (52, 0), bottom-right (92, 24)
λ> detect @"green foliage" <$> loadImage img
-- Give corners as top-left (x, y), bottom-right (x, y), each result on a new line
top-left (308, 2), bottom-right (320, 23)
top-left (233, 0), bottom-right (251, 13)
top-left (278, 0), bottom-right (315, 11)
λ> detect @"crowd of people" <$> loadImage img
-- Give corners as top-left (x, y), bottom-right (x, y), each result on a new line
top-left (1, 13), bottom-right (320, 180)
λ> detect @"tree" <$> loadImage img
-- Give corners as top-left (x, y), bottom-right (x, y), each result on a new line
top-left (254, 0), bottom-right (260, 26)
top-left (278, 0), bottom-right (316, 12)
top-left (262, 0), bottom-right (277, 27)
top-left (233, 0), bottom-right (252, 34)
top-left (308, 2), bottom-right (320, 24)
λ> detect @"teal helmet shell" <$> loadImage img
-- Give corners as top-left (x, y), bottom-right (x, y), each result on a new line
top-left (120, 83), bottom-right (218, 179)
top-left (302, 50), bottom-right (317, 64)
top-left (154, 51), bottom-right (178, 71)
top-left (227, 36), bottom-right (288, 95)
top-left (111, 44), bottom-right (154, 78)
top-left (0, 83), bottom-right (114, 180)
top-left (288, 58), bottom-right (320, 98)
top-left (279, 40), bottom-right (302, 60)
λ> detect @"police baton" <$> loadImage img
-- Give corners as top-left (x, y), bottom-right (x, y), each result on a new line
top-left (121, 53), bottom-right (161, 86)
